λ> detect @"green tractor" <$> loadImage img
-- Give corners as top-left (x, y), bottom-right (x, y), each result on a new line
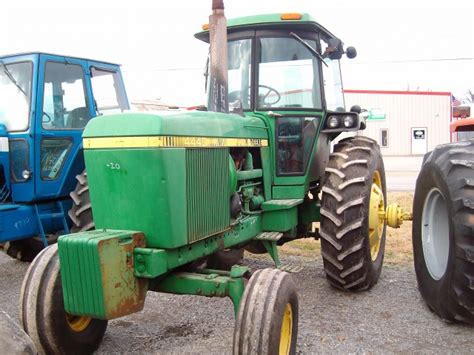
top-left (20, 6), bottom-right (408, 354)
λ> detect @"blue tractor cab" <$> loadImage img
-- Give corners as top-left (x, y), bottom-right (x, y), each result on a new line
top-left (0, 52), bottom-right (129, 259)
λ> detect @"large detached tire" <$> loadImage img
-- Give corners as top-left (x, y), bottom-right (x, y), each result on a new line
top-left (412, 140), bottom-right (474, 324)
top-left (320, 136), bottom-right (387, 291)
top-left (233, 268), bottom-right (298, 355)
top-left (20, 244), bottom-right (108, 354)
top-left (68, 171), bottom-right (94, 232)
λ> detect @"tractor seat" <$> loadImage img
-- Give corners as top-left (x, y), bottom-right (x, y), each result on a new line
top-left (67, 107), bottom-right (91, 129)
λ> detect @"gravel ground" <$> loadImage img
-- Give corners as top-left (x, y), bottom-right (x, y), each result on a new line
top-left (0, 252), bottom-right (472, 354)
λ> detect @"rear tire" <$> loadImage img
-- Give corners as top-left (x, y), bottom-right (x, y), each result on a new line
top-left (233, 268), bottom-right (298, 355)
top-left (320, 136), bottom-right (387, 291)
top-left (412, 140), bottom-right (474, 324)
top-left (20, 244), bottom-right (108, 354)
top-left (68, 171), bottom-right (94, 232)
top-left (2, 171), bottom-right (92, 262)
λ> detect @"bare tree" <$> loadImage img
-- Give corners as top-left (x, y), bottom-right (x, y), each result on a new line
top-left (463, 89), bottom-right (474, 104)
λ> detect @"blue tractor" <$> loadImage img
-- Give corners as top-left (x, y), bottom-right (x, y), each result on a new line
top-left (0, 52), bottom-right (129, 260)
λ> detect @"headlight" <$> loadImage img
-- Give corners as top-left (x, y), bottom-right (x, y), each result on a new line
top-left (22, 169), bottom-right (31, 180)
top-left (343, 115), bottom-right (355, 128)
top-left (327, 116), bottom-right (340, 128)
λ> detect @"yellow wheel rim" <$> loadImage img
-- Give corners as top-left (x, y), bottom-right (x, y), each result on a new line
top-left (279, 303), bottom-right (293, 355)
top-left (66, 313), bottom-right (92, 332)
top-left (368, 170), bottom-right (385, 261)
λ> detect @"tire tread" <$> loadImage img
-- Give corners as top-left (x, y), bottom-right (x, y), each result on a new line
top-left (320, 136), bottom-right (387, 291)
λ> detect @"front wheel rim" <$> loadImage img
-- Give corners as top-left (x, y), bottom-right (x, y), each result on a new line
top-left (279, 303), bottom-right (293, 355)
top-left (421, 188), bottom-right (450, 280)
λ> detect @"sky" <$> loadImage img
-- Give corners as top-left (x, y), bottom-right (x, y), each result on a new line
top-left (2, 0), bottom-right (473, 106)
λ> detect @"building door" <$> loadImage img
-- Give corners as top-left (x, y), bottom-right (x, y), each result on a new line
top-left (411, 127), bottom-right (427, 155)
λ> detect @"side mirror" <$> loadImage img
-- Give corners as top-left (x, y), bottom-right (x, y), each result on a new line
top-left (346, 46), bottom-right (357, 59)
top-left (327, 38), bottom-right (344, 60)
top-left (350, 105), bottom-right (361, 113)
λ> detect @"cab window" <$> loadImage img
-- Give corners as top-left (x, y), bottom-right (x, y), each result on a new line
top-left (0, 61), bottom-right (32, 132)
top-left (227, 39), bottom-right (252, 110)
top-left (90, 67), bottom-right (128, 114)
top-left (42, 62), bottom-right (91, 130)
top-left (320, 38), bottom-right (344, 111)
top-left (40, 138), bottom-right (72, 180)
top-left (276, 116), bottom-right (319, 175)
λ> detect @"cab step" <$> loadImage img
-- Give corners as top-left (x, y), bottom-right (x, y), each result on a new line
top-left (279, 264), bottom-right (304, 273)
top-left (255, 232), bottom-right (283, 241)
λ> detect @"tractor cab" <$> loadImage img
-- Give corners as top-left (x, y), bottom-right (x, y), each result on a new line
top-left (196, 13), bottom-right (360, 196)
top-left (0, 52), bottom-right (129, 246)
top-left (451, 105), bottom-right (474, 141)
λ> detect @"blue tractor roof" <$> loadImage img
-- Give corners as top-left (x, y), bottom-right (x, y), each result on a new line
top-left (0, 52), bottom-right (121, 66)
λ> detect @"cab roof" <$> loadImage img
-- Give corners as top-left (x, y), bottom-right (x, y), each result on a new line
top-left (195, 12), bottom-right (338, 42)
top-left (0, 52), bottom-right (121, 66)
top-left (450, 117), bottom-right (474, 132)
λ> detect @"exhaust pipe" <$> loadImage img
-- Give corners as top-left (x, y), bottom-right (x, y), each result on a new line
top-left (208, 0), bottom-right (228, 113)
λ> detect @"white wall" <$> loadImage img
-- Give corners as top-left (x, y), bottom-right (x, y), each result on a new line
top-left (344, 91), bottom-right (451, 156)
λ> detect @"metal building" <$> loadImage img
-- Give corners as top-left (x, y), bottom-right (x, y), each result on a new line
top-left (344, 90), bottom-right (452, 156)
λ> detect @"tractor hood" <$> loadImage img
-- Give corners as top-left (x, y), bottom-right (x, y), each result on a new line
top-left (83, 111), bottom-right (268, 141)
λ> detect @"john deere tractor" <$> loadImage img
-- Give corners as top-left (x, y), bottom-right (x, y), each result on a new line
top-left (20, 5), bottom-right (408, 354)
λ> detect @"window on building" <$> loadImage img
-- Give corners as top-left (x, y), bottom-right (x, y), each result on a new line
top-left (380, 129), bottom-right (389, 147)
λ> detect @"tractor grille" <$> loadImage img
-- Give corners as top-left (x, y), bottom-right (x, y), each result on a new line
top-left (186, 148), bottom-right (230, 243)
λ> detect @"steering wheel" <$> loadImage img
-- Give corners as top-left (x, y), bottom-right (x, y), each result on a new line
top-left (42, 112), bottom-right (52, 123)
top-left (228, 85), bottom-right (281, 108)
top-left (258, 85), bottom-right (281, 106)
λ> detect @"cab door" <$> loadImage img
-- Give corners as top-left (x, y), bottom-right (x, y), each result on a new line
top-left (87, 61), bottom-right (129, 114)
top-left (34, 54), bottom-right (95, 199)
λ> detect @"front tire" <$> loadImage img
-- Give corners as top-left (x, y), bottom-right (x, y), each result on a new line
top-left (320, 136), bottom-right (387, 291)
top-left (233, 268), bottom-right (298, 355)
top-left (412, 140), bottom-right (474, 324)
top-left (20, 244), bottom-right (108, 354)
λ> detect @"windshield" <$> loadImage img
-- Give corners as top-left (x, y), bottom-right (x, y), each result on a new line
top-left (320, 39), bottom-right (344, 111)
top-left (258, 36), bottom-right (322, 110)
top-left (0, 61), bottom-right (32, 131)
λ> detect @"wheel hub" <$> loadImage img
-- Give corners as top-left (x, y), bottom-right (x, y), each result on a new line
top-left (368, 171), bottom-right (385, 261)
top-left (421, 188), bottom-right (450, 280)
top-left (66, 314), bottom-right (92, 332)
top-left (279, 303), bottom-right (293, 355)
